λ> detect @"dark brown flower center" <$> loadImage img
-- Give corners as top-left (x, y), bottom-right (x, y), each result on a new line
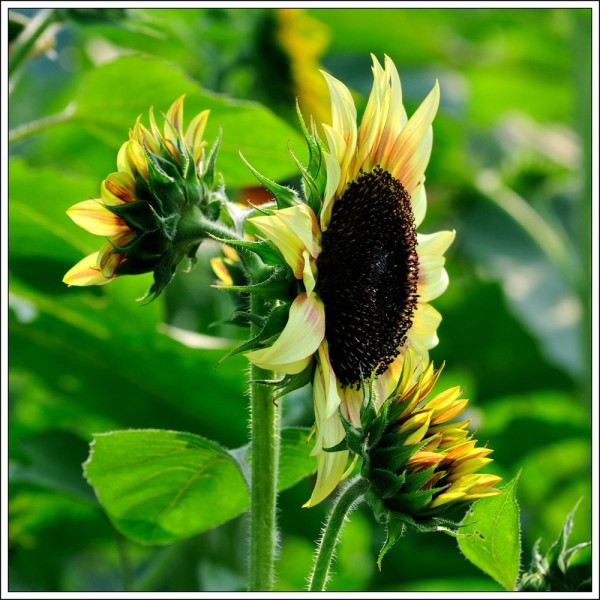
top-left (316, 167), bottom-right (419, 387)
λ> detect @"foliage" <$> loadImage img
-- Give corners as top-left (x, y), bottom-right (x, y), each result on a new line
top-left (8, 6), bottom-right (591, 592)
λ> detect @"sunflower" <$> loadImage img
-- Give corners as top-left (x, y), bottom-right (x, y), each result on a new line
top-left (63, 96), bottom-right (223, 298)
top-left (242, 55), bottom-right (455, 506)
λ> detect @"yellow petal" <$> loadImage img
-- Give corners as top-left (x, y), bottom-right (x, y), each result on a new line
top-left (63, 252), bottom-right (111, 286)
top-left (302, 250), bottom-right (317, 295)
top-left (411, 183), bottom-right (427, 228)
top-left (426, 386), bottom-right (463, 412)
top-left (321, 69), bottom-right (357, 186)
top-left (117, 140), bottom-right (147, 179)
top-left (406, 450), bottom-right (445, 469)
top-left (448, 457), bottom-right (494, 480)
top-left (304, 372), bottom-right (348, 507)
top-left (101, 171), bottom-right (136, 205)
top-left (340, 385), bottom-right (363, 428)
top-left (185, 109), bottom-right (209, 162)
top-left (210, 257), bottom-right (233, 285)
top-left (314, 342), bottom-right (342, 425)
top-left (387, 80), bottom-right (440, 194)
top-left (320, 148), bottom-right (341, 231)
top-left (165, 94), bottom-right (185, 138)
top-left (67, 200), bottom-right (130, 237)
top-left (431, 398), bottom-right (469, 426)
top-left (250, 204), bottom-right (319, 279)
top-left (398, 410), bottom-right (432, 445)
top-left (407, 303), bottom-right (442, 353)
top-left (245, 292), bottom-right (325, 374)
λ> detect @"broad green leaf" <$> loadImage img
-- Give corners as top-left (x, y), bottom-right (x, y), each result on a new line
top-left (36, 55), bottom-right (305, 187)
top-left (85, 427), bottom-right (317, 545)
top-left (278, 427), bottom-right (315, 491)
top-left (458, 474), bottom-right (522, 591)
top-left (84, 429), bottom-right (249, 545)
top-left (236, 427), bottom-right (316, 492)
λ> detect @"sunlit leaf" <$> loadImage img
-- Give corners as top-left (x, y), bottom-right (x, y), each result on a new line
top-left (458, 474), bottom-right (522, 590)
top-left (84, 429), bottom-right (248, 545)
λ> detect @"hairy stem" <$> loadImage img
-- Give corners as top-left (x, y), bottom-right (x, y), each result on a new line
top-left (9, 8), bottom-right (57, 78)
top-left (308, 476), bottom-right (369, 591)
top-left (248, 293), bottom-right (279, 590)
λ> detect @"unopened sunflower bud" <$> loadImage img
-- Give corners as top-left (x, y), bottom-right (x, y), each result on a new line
top-left (63, 96), bottom-right (224, 299)
top-left (331, 354), bottom-right (501, 565)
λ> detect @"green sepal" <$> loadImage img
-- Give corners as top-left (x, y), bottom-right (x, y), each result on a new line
top-left (271, 362), bottom-right (315, 400)
top-left (239, 152), bottom-right (300, 209)
top-left (213, 265), bottom-right (293, 298)
top-left (385, 487), bottom-right (439, 515)
top-left (377, 513), bottom-right (406, 570)
top-left (339, 408), bottom-right (366, 455)
top-left (364, 400), bottom-right (390, 450)
top-left (107, 199), bottom-right (161, 233)
top-left (370, 468), bottom-right (406, 499)
top-left (212, 236), bottom-right (282, 266)
top-left (216, 302), bottom-right (291, 366)
top-left (371, 438), bottom-right (427, 473)
top-left (287, 146), bottom-right (321, 216)
top-left (203, 131), bottom-right (222, 189)
top-left (365, 488), bottom-right (390, 525)
top-left (402, 465), bottom-right (438, 492)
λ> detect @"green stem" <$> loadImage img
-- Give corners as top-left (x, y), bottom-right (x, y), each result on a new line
top-left (9, 9), bottom-right (57, 78)
top-left (308, 476), bottom-right (369, 591)
top-left (248, 292), bottom-right (279, 591)
top-left (115, 535), bottom-right (133, 592)
top-left (9, 104), bottom-right (76, 145)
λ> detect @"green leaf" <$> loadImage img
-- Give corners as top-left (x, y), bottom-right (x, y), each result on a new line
top-left (83, 427), bottom-right (316, 546)
top-left (65, 55), bottom-right (305, 187)
top-left (277, 427), bottom-right (316, 491)
top-left (458, 474), bottom-right (522, 591)
top-left (84, 429), bottom-right (249, 545)
top-left (238, 427), bottom-right (316, 493)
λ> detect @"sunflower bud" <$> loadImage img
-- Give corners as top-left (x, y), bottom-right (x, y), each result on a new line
top-left (63, 95), bottom-right (224, 299)
top-left (330, 354), bottom-right (501, 565)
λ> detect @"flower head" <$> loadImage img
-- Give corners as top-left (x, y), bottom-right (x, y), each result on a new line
top-left (354, 357), bottom-right (501, 517)
top-left (64, 96), bottom-right (223, 299)
top-left (231, 55), bottom-right (454, 505)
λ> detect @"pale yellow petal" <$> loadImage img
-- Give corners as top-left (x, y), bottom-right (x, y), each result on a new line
top-left (411, 183), bottom-right (427, 228)
top-left (67, 200), bottom-right (129, 237)
top-left (417, 230), bottom-right (456, 257)
top-left (320, 149), bottom-right (341, 231)
top-left (250, 204), bottom-right (319, 278)
top-left (305, 360), bottom-right (348, 507)
top-left (245, 293), bottom-right (325, 374)
top-left (406, 303), bottom-right (442, 352)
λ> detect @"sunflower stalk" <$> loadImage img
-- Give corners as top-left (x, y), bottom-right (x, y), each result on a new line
top-left (248, 291), bottom-right (280, 591)
top-left (308, 476), bottom-right (370, 591)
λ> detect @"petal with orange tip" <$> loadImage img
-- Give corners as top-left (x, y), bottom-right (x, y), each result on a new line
top-left (63, 252), bottom-right (111, 287)
top-left (386, 80), bottom-right (440, 195)
top-left (101, 171), bottom-right (137, 205)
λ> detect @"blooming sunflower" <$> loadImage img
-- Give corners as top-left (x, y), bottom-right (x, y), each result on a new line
top-left (63, 96), bottom-right (223, 298)
top-left (242, 55), bottom-right (455, 506)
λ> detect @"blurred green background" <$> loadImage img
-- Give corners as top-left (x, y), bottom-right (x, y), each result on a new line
top-left (8, 7), bottom-right (592, 592)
